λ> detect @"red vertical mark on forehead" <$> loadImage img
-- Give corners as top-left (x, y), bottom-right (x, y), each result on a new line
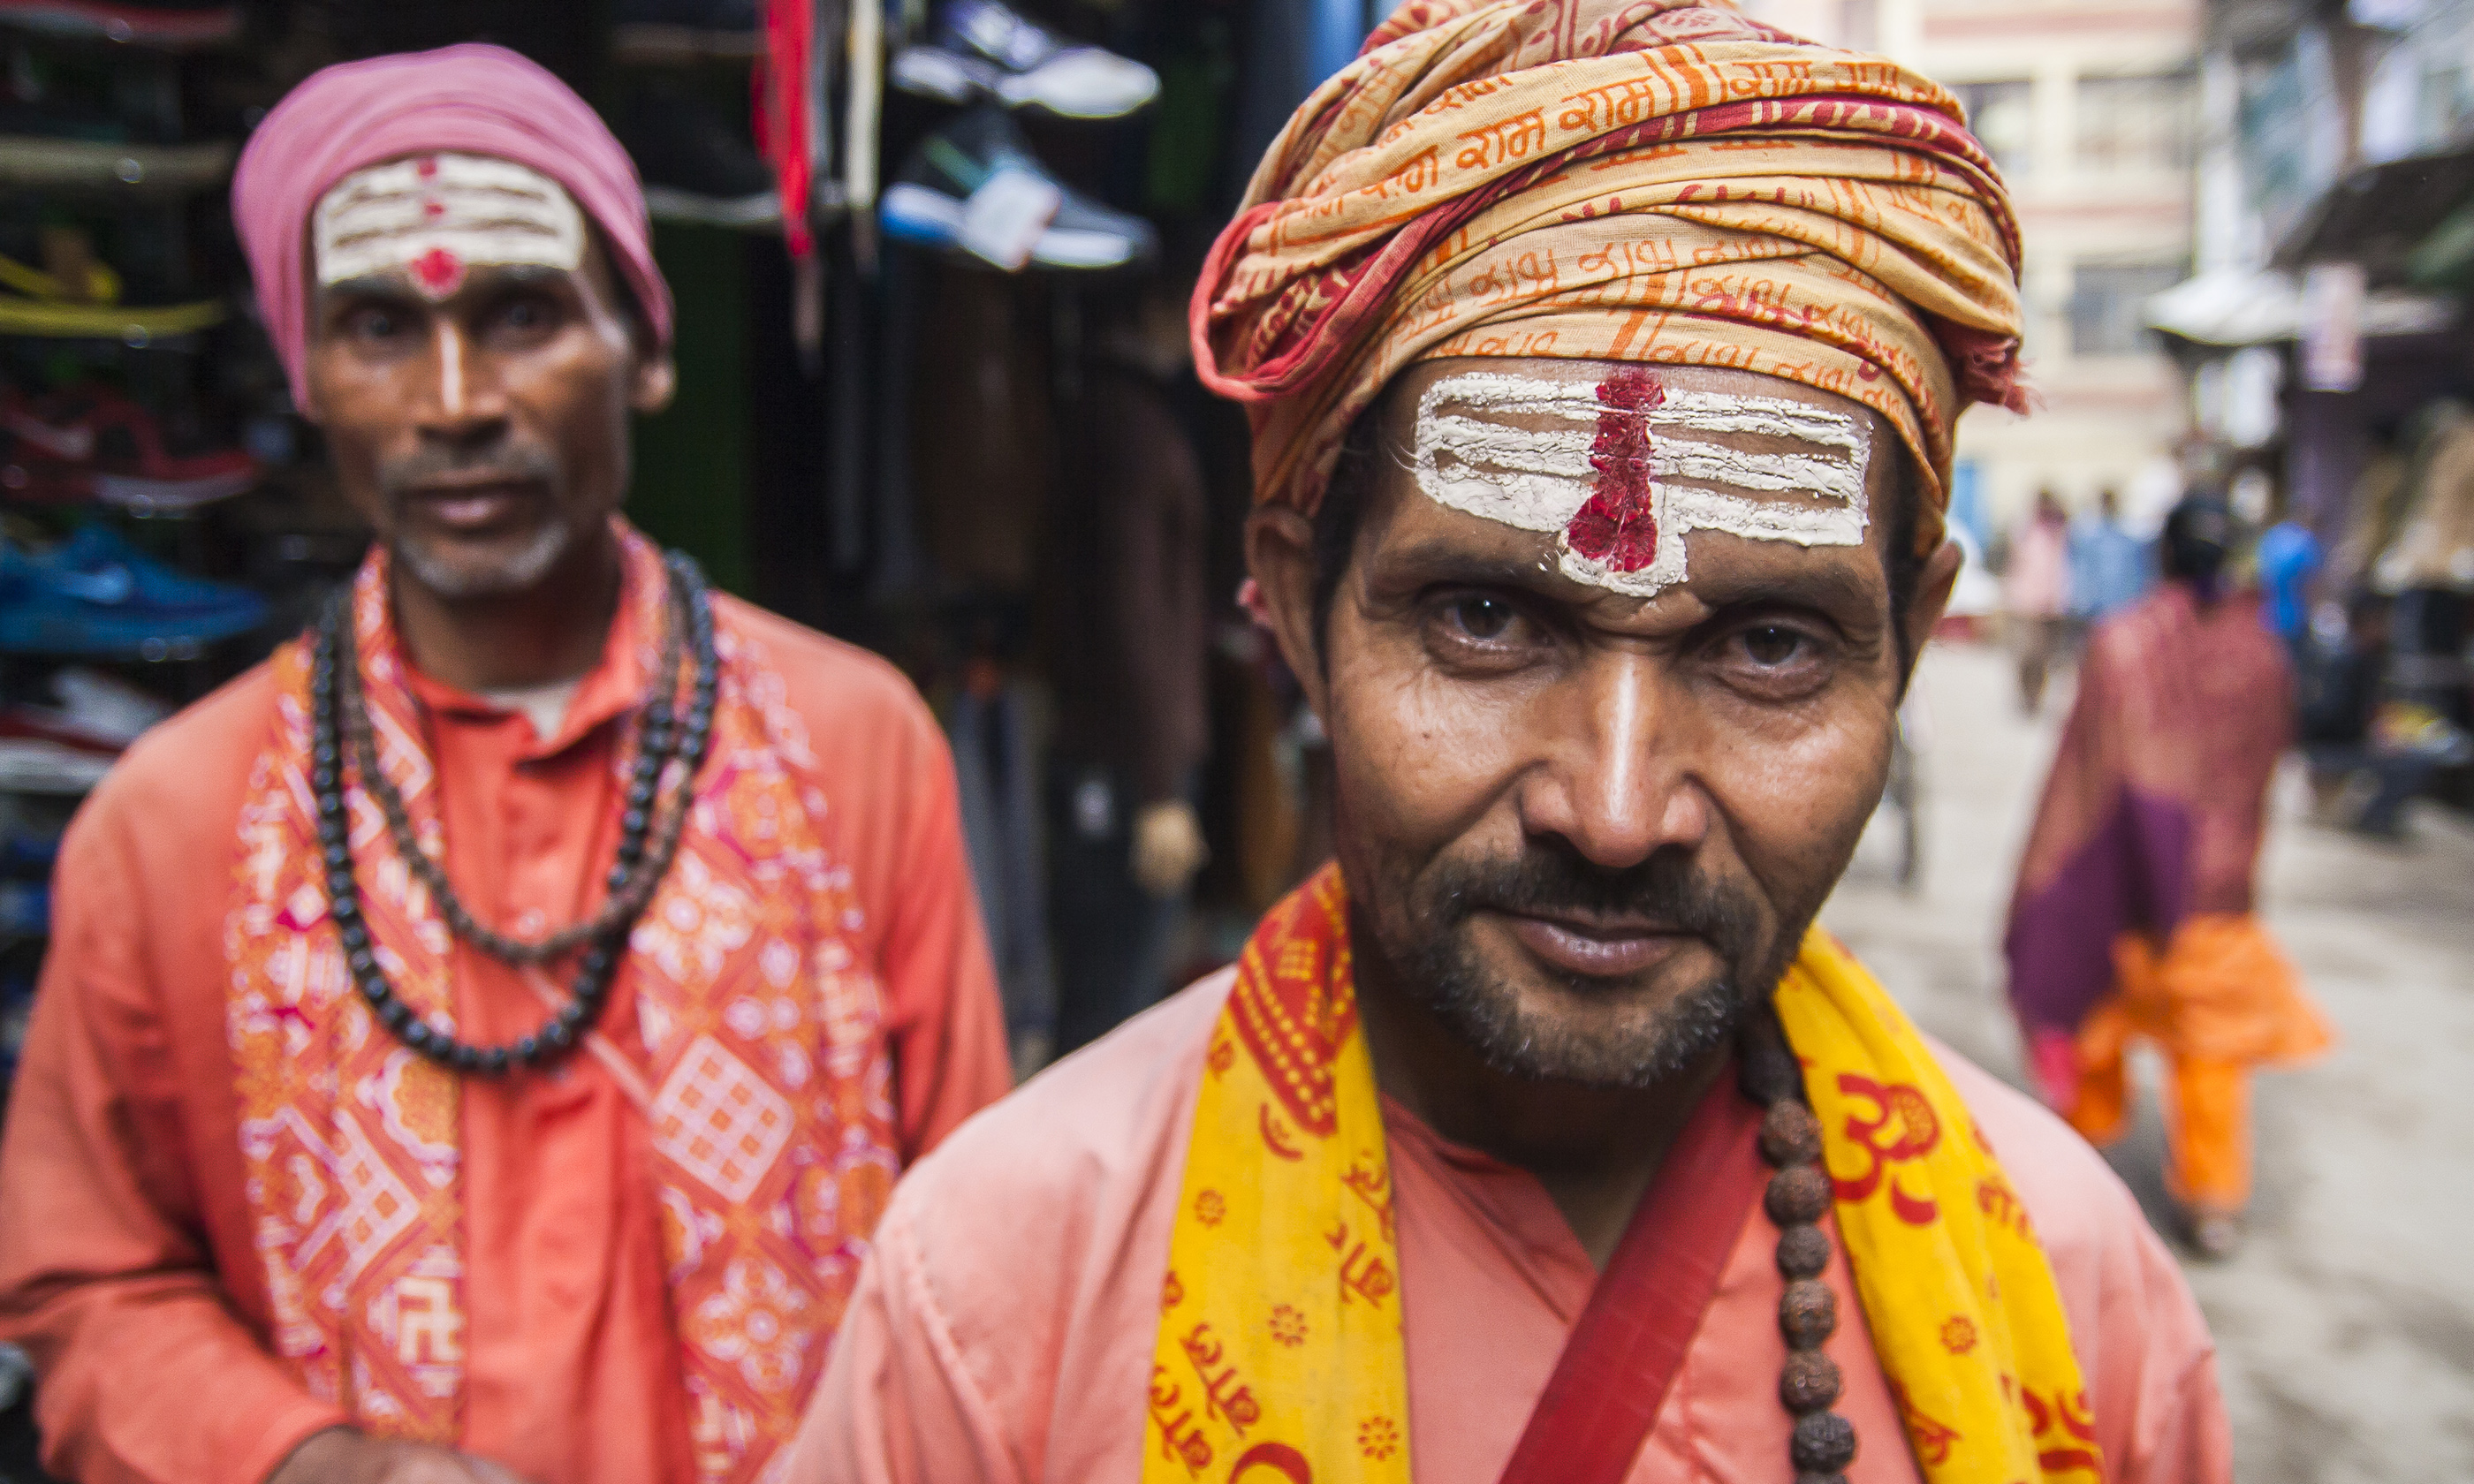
top-left (1563, 366), bottom-right (1664, 573)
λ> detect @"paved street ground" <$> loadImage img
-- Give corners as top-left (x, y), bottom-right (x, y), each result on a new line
top-left (1822, 640), bottom-right (2474, 1484)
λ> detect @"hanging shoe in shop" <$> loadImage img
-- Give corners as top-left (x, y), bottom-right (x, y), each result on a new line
top-left (0, 383), bottom-right (258, 511)
top-left (0, 0), bottom-right (239, 47)
top-left (0, 525), bottom-right (267, 658)
top-left (614, 0), bottom-right (760, 60)
top-left (882, 106), bottom-right (1156, 271)
top-left (892, 0), bottom-right (1158, 120)
top-left (0, 662), bottom-right (165, 791)
top-left (0, 663), bottom-right (169, 754)
top-left (619, 92), bottom-right (781, 229)
top-left (0, 91), bottom-right (233, 193)
top-left (0, 249), bottom-right (223, 342)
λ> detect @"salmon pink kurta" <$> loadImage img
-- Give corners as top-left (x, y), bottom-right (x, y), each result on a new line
top-left (0, 541), bottom-right (1010, 1484)
top-left (791, 974), bottom-right (2232, 1484)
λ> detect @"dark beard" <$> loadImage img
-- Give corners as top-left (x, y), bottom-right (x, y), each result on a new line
top-left (1371, 844), bottom-right (1802, 1090)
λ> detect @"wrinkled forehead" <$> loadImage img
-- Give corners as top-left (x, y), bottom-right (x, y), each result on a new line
top-left (311, 152), bottom-right (584, 302)
top-left (1377, 359), bottom-right (1887, 601)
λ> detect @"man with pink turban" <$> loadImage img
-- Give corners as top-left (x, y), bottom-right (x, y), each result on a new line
top-left (0, 44), bottom-right (1008, 1484)
top-left (792, 4), bottom-right (2229, 1482)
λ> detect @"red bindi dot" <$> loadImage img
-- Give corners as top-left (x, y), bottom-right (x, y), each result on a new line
top-left (408, 246), bottom-right (465, 300)
top-left (1564, 366), bottom-right (1665, 572)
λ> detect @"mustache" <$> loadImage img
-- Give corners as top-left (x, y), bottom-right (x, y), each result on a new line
top-left (377, 440), bottom-right (562, 500)
top-left (1424, 843), bottom-right (1764, 957)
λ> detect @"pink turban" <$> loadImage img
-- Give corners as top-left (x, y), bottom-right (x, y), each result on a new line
top-left (233, 42), bottom-right (673, 408)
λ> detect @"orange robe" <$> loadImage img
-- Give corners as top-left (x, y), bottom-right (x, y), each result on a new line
top-left (0, 549), bottom-right (1009, 1484)
top-left (790, 974), bottom-right (2232, 1484)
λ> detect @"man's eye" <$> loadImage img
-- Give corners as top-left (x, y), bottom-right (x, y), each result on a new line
top-left (1445, 595), bottom-right (1516, 640)
top-left (498, 298), bottom-right (551, 333)
top-left (348, 307), bottom-right (401, 340)
top-left (1738, 624), bottom-right (1808, 666)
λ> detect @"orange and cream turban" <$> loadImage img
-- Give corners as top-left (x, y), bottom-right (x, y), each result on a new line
top-left (1190, 0), bottom-right (2026, 543)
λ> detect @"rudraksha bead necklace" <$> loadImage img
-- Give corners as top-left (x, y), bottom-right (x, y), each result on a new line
top-left (310, 550), bottom-right (719, 1076)
top-left (1739, 1004), bottom-right (1860, 1484)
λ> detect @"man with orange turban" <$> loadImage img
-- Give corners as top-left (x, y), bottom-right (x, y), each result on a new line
top-left (793, 3), bottom-right (2230, 1480)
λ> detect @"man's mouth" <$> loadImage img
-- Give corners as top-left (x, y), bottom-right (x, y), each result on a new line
top-left (398, 476), bottom-right (545, 533)
top-left (1494, 909), bottom-right (1702, 980)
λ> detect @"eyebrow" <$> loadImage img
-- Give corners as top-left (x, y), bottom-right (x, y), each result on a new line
top-left (1375, 534), bottom-right (1886, 623)
top-left (316, 262), bottom-right (573, 303)
top-left (1369, 537), bottom-right (1565, 596)
top-left (1681, 561), bottom-right (1885, 623)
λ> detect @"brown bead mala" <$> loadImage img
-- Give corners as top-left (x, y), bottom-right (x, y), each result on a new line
top-left (1738, 1004), bottom-right (1860, 1484)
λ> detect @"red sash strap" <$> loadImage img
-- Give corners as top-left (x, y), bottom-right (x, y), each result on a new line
top-left (1497, 1072), bottom-right (1770, 1484)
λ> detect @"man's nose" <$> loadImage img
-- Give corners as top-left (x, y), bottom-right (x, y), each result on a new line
top-left (1517, 651), bottom-right (1711, 870)
top-left (413, 319), bottom-right (508, 438)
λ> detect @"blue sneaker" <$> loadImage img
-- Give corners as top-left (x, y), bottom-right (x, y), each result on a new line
top-left (880, 106), bottom-right (1157, 271)
top-left (892, 0), bottom-right (1157, 119)
top-left (0, 524), bottom-right (267, 657)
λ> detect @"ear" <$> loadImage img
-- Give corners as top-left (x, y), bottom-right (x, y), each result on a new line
top-left (1900, 538), bottom-right (1963, 682)
top-left (1244, 503), bottom-right (1332, 721)
top-left (631, 352), bottom-right (677, 414)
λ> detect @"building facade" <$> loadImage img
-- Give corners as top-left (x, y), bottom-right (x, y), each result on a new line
top-left (1749, 0), bottom-right (2203, 546)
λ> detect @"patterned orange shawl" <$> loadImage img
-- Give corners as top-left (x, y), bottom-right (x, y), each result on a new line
top-left (1190, 0), bottom-right (2027, 540)
top-left (223, 528), bottom-right (897, 1484)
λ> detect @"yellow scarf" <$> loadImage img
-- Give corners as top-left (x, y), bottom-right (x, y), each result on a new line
top-left (1148, 867), bottom-right (2102, 1480)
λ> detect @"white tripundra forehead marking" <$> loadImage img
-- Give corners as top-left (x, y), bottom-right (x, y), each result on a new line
top-left (1411, 370), bottom-right (1872, 599)
top-left (313, 153), bottom-right (585, 297)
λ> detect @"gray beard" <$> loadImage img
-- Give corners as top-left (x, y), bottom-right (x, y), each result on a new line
top-left (391, 519), bottom-right (574, 600)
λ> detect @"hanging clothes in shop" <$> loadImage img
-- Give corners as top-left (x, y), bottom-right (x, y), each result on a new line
top-left (947, 673), bottom-right (1054, 1043)
top-left (1043, 353), bottom-right (1211, 1053)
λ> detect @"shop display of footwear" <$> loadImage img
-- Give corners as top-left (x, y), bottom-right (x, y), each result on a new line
top-left (619, 92), bottom-right (779, 229)
top-left (0, 664), bottom-right (165, 793)
top-left (0, 0), bottom-right (239, 47)
top-left (0, 134), bottom-right (233, 193)
top-left (0, 736), bottom-right (108, 793)
top-left (0, 662), bottom-right (170, 750)
top-left (0, 384), bottom-right (257, 511)
top-left (882, 107), bottom-right (1156, 271)
top-left (614, 0), bottom-right (760, 60)
top-left (0, 525), bottom-right (267, 657)
top-left (0, 247), bottom-right (223, 343)
top-left (893, 0), bottom-right (1157, 119)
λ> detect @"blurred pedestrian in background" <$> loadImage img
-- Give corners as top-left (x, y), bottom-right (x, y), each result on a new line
top-left (2070, 487), bottom-right (2151, 626)
top-left (2254, 511), bottom-right (2320, 661)
top-left (2007, 496), bottom-right (2334, 1259)
top-left (2007, 487), bottom-right (2074, 713)
top-left (0, 45), bottom-right (1008, 1484)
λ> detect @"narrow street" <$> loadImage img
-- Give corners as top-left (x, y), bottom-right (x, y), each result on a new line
top-left (1821, 641), bottom-right (2474, 1483)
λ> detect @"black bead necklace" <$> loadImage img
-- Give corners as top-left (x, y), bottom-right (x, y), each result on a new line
top-left (1738, 1005), bottom-right (1861, 1484)
top-left (310, 551), bottom-right (720, 1076)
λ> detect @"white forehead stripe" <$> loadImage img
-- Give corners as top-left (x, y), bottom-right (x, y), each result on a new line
top-left (1411, 371), bottom-right (1871, 599)
top-left (313, 153), bottom-right (585, 294)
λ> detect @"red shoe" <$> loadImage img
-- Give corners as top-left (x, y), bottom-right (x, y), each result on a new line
top-left (0, 0), bottom-right (240, 47)
top-left (0, 386), bottom-right (95, 504)
top-left (0, 384), bottom-right (256, 512)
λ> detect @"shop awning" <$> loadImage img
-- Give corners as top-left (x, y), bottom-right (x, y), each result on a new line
top-left (2272, 145), bottom-right (2474, 282)
top-left (2144, 268), bottom-right (2455, 347)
